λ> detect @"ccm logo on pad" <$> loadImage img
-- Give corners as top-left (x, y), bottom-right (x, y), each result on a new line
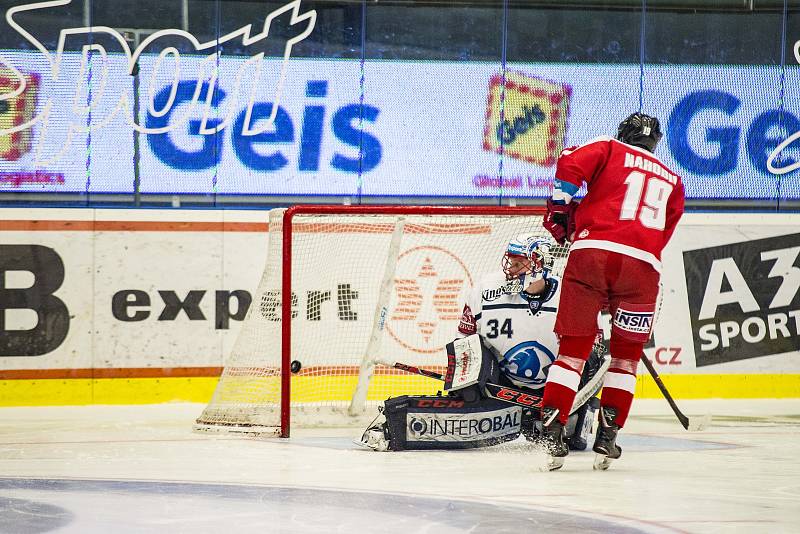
top-left (493, 387), bottom-right (542, 408)
top-left (412, 399), bottom-right (465, 409)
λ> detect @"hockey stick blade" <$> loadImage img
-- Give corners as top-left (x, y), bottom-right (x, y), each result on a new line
top-left (640, 354), bottom-right (710, 431)
top-left (687, 414), bottom-right (712, 432)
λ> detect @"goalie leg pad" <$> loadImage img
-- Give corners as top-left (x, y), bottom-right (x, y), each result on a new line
top-left (383, 395), bottom-right (522, 451)
top-left (566, 396), bottom-right (600, 450)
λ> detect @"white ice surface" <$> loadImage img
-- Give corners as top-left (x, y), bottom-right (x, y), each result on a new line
top-left (1, 399), bottom-right (799, 533)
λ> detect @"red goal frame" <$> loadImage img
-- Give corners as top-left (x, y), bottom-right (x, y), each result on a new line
top-left (279, 204), bottom-right (547, 437)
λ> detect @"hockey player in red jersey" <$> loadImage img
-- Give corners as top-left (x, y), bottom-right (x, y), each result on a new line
top-left (539, 112), bottom-right (685, 471)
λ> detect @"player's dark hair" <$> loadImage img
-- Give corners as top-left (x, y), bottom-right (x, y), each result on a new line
top-left (616, 112), bottom-right (663, 153)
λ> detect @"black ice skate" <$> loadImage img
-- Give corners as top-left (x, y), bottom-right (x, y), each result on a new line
top-left (593, 406), bottom-right (623, 471)
top-left (540, 407), bottom-right (568, 471)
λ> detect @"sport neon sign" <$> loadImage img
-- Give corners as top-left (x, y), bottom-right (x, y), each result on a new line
top-left (766, 40), bottom-right (800, 176)
top-left (0, 0), bottom-right (316, 164)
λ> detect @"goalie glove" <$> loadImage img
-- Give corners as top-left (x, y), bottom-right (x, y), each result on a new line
top-left (543, 199), bottom-right (577, 245)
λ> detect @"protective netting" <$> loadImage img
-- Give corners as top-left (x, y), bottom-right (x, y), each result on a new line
top-left (195, 207), bottom-right (568, 434)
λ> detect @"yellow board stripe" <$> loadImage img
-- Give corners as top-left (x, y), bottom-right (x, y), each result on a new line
top-left (635, 373), bottom-right (800, 399)
top-left (1, 374), bottom-right (798, 407)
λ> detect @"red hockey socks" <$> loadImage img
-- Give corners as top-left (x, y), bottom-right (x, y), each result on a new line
top-left (600, 337), bottom-right (644, 427)
top-left (542, 334), bottom-right (595, 424)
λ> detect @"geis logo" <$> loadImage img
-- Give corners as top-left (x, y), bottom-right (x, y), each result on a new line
top-left (0, 68), bottom-right (38, 160)
top-left (0, 0), bottom-right (316, 165)
top-left (482, 71), bottom-right (571, 167)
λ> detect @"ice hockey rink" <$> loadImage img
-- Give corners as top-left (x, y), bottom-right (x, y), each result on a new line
top-left (1, 399), bottom-right (798, 534)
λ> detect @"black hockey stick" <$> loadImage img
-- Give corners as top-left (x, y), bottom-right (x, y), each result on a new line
top-left (640, 354), bottom-right (710, 431)
top-left (392, 362), bottom-right (449, 382)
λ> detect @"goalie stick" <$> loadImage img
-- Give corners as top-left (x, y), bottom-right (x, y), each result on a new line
top-left (390, 357), bottom-right (610, 416)
top-left (640, 353), bottom-right (711, 431)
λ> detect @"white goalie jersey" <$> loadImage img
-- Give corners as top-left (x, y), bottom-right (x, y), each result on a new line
top-left (456, 272), bottom-right (562, 391)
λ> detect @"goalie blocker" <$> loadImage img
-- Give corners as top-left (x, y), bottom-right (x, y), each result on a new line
top-left (358, 335), bottom-right (602, 452)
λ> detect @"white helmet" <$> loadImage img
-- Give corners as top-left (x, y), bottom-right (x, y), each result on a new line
top-left (501, 234), bottom-right (555, 286)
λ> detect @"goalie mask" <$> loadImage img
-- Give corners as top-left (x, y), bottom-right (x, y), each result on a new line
top-left (617, 112), bottom-right (663, 153)
top-left (501, 234), bottom-right (555, 291)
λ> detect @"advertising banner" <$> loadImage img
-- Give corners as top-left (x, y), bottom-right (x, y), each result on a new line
top-left (1, 209), bottom-right (798, 404)
top-left (654, 214), bottom-right (800, 375)
top-left (1, 50), bottom-right (798, 198)
top-left (684, 233), bottom-right (800, 367)
top-left (0, 209), bottom-right (268, 370)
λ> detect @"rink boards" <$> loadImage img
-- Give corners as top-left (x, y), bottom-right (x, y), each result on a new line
top-left (1, 208), bottom-right (799, 406)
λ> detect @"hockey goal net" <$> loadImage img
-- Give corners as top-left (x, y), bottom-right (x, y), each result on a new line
top-left (195, 205), bottom-right (566, 437)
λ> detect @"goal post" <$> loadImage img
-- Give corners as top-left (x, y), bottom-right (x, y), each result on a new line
top-left (195, 204), bottom-right (562, 438)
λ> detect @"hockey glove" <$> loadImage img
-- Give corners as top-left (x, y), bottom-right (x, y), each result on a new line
top-left (543, 199), bottom-right (577, 245)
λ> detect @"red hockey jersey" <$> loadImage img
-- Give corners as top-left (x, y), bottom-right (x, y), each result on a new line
top-left (556, 136), bottom-right (685, 272)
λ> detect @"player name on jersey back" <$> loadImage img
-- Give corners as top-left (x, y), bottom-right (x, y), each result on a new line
top-left (623, 151), bottom-right (679, 185)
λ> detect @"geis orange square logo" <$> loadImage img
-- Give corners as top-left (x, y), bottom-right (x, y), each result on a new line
top-left (483, 71), bottom-right (570, 167)
top-left (0, 69), bottom-right (39, 161)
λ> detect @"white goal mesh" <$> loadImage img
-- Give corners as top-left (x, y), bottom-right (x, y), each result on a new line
top-left (195, 206), bottom-right (565, 436)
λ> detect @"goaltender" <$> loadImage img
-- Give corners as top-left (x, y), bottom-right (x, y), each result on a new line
top-left (358, 234), bottom-right (606, 452)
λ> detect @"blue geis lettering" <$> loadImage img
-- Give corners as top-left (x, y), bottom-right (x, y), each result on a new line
top-left (668, 89), bottom-right (800, 176)
top-left (147, 79), bottom-right (382, 173)
top-left (147, 81), bottom-right (227, 170)
top-left (667, 90), bottom-right (740, 175)
top-left (496, 104), bottom-right (546, 145)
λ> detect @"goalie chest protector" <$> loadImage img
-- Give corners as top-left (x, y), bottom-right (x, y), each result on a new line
top-left (383, 395), bottom-right (522, 451)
